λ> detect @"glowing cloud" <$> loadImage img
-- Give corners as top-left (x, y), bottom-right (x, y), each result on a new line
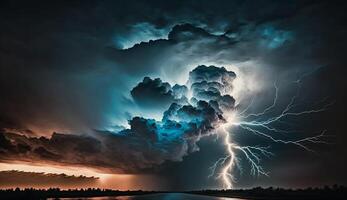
top-left (0, 65), bottom-right (331, 189)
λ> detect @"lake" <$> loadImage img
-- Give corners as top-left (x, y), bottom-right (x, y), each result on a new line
top-left (56, 193), bottom-right (246, 200)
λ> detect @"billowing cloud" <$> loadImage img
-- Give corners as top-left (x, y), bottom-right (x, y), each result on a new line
top-left (131, 77), bottom-right (175, 109)
top-left (189, 65), bottom-right (236, 111)
top-left (0, 65), bottom-right (235, 173)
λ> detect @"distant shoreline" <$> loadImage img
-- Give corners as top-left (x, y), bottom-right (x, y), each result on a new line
top-left (0, 189), bottom-right (159, 199)
top-left (1, 185), bottom-right (347, 199)
top-left (186, 186), bottom-right (347, 200)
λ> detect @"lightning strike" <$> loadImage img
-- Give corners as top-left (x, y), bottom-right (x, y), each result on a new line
top-left (210, 76), bottom-right (333, 189)
top-left (221, 127), bottom-right (235, 189)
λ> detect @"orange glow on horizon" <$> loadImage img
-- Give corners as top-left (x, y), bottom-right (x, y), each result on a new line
top-left (0, 162), bottom-right (166, 190)
top-left (0, 162), bottom-right (109, 178)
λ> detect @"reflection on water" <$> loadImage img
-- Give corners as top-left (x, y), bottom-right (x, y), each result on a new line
top-left (56, 193), bottom-right (246, 200)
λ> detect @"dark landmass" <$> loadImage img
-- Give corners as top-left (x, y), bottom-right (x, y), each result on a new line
top-left (0, 188), bottom-right (157, 199)
top-left (1, 185), bottom-right (347, 199)
top-left (187, 185), bottom-right (347, 199)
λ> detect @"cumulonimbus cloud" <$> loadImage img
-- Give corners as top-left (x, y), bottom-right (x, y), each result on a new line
top-left (0, 65), bottom-right (236, 173)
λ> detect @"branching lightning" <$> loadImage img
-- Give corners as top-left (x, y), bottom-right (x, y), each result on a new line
top-left (209, 75), bottom-right (334, 189)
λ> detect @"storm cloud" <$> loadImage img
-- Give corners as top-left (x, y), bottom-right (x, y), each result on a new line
top-left (131, 77), bottom-right (175, 109)
top-left (0, 65), bottom-right (236, 173)
top-left (0, 0), bottom-right (346, 189)
top-left (1, 0), bottom-right (341, 134)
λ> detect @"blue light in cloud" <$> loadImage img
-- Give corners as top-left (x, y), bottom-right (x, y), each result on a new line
top-left (114, 22), bottom-right (170, 49)
top-left (261, 26), bottom-right (293, 49)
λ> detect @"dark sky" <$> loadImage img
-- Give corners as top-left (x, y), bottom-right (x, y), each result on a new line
top-left (0, 0), bottom-right (346, 190)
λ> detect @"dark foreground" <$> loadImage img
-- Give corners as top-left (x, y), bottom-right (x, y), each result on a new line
top-left (54, 193), bottom-right (244, 200)
top-left (189, 185), bottom-right (347, 199)
top-left (1, 185), bottom-right (346, 199)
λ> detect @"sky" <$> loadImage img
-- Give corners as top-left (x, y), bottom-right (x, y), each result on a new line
top-left (0, 0), bottom-right (346, 190)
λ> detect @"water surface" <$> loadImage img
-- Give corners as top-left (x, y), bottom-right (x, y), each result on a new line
top-left (57, 193), bottom-right (246, 200)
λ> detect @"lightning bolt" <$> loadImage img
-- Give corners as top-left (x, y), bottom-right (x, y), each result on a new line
top-left (209, 70), bottom-right (334, 189)
top-left (209, 125), bottom-right (273, 189)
